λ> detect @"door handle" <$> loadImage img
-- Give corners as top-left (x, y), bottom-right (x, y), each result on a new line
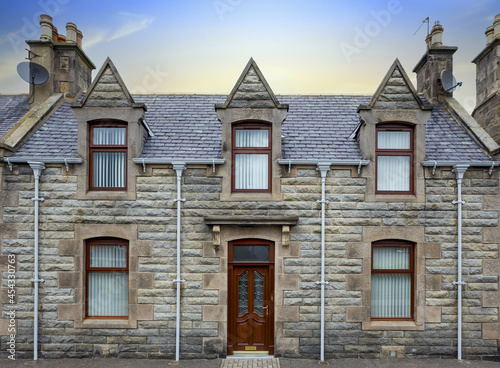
top-left (263, 305), bottom-right (269, 316)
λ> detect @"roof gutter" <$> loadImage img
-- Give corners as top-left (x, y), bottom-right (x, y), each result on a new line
top-left (3, 157), bottom-right (83, 172)
top-left (133, 158), bottom-right (225, 173)
top-left (278, 159), bottom-right (370, 174)
top-left (422, 160), bottom-right (500, 176)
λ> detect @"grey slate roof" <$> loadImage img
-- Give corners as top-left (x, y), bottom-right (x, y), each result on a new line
top-left (0, 95), bottom-right (29, 137)
top-left (425, 105), bottom-right (491, 161)
top-left (10, 94), bottom-right (492, 162)
top-left (281, 95), bottom-right (369, 160)
top-left (135, 95), bottom-right (225, 158)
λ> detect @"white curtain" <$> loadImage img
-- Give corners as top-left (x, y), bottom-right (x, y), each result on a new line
top-left (378, 131), bottom-right (410, 149)
top-left (88, 245), bottom-right (128, 317)
top-left (235, 154), bottom-right (268, 190)
top-left (373, 246), bottom-right (410, 269)
top-left (371, 247), bottom-right (411, 318)
top-left (377, 156), bottom-right (410, 191)
top-left (377, 130), bottom-right (410, 191)
top-left (234, 129), bottom-right (269, 190)
top-left (235, 129), bottom-right (268, 147)
top-left (93, 127), bottom-right (126, 145)
top-left (92, 127), bottom-right (126, 188)
top-left (93, 152), bottom-right (126, 188)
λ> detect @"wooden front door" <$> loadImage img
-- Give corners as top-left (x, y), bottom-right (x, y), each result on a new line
top-left (228, 240), bottom-right (274, 355)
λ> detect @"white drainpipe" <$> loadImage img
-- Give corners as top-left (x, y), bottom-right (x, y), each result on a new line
top-left (451, 164), bottom-right (468, 361)
top-left (28, 161), bottom-right (45, 361)
top-left (172, 162), bottom-right (186, 361)
top-left (316, 163), bottom-right (330, 362)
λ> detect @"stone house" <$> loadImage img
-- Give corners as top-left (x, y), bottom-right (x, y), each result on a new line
top-left (0, 14), bottom-right (500, 361)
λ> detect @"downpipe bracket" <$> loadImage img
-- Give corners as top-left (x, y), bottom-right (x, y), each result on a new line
top-left (452, 281), bottom-right (466, 286)
top-left (31, 197), bottom-right (45, 202)
top-left (316, 200), bottom-right (329, 204)
top-left (173, 198), bottom-right (186, 203)
top-left (31, 278), bottom-right (45, 283)
top-left (173, 279), bottom-right (185, 283)
top-left (316, 281), bottom-right (329, 285)
top-left (452, 200), bottom-right (465, 205)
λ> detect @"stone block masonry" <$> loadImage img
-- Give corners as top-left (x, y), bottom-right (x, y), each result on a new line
top-left (0, 164), bottom-right (498, 359)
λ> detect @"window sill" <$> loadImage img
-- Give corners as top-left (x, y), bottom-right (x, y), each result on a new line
top-left (220, 191), bottom-right (282, 202)
top-left (77, 190), bottom-right (136, 200)
top-left (365, 193), bottom-right (424, 203)
top-left (79, 318), bottom-right (135, 329)
top-left (362, 320), bottom-right (424, 331)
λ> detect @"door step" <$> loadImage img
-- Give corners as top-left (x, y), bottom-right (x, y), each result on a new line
top-left (221, 357), bottom-right (279, 367)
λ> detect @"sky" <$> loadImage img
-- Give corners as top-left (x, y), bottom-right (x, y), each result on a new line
top-left (0, 0), bottom-right (497, 113)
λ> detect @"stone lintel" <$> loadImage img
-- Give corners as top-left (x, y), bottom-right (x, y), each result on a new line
top-left (204, 216), bottom-right (298, 226)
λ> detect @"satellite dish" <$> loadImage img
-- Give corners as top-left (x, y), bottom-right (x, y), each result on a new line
top-left (440, 70), bottom-right (462, 93)
top-left (17, 62), bottom-right (49, 85)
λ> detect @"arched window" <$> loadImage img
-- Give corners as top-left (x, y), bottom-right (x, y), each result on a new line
top-left (232, 123), bottom-right (272, 192)
top-left (86, 237), bottom-right (129, 318)
top-left (376, 123), bottom-right (414, 194)
top-left (89, 121), bottom-right (127, 190)
top-left (371, 240), bottom-right (414, 320)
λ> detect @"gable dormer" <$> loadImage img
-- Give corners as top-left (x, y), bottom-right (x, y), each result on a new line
top-left (358, 59), bottom-right (433, 203)
top-left (359, 59), bottom-right (432, 111)
top-left (216, 58), bottom-right (287, 201)
top-left (216, 58), bottom-right (288, 110)
top-left (72, 58), bottom-right (147, 200)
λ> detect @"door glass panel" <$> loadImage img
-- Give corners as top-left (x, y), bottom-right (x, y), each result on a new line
top-left (238, 271), bottom-right (249, 316)
top-left (233, 245), bottom-right (269, 262)
top-left (254, 271), bottom-right (264, 315)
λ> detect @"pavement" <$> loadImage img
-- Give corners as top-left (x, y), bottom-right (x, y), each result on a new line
top-left (3, 358), bottom-right (500, 368)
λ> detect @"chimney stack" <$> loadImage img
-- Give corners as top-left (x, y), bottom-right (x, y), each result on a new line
top-left (472, 13), bottom-right (500, 149)
top-left (413, 20), bottom-right (457, 104)
top-left (25, 14), bottom-right (95, 106)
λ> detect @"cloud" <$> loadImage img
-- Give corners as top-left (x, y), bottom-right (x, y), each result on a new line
top-left (108, 12), bottom-right (155, 41)
top-left (83, 30), bottom-right (107, 49)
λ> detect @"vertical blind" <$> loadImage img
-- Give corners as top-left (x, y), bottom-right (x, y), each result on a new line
top-left (235, 129), bottom-right (268, 147)
top-left (234, 129), bottom-right (269, 190)
top-left (88, 244), bottom-right (128, 317)
top-left (235, 154), bottom-right (268, 190)
top-left (93, 152), bottom-right (126, 188)
top-left (371, 247), bottom-right (411, 319)
top-left (377, 156), bottom-right (410, 191)
top-left (377, 131), bottom-right (410, 149)
top-left (92, 127), bottom-right (126, 188)
top-left (377, 130), bottom-right (411, 192)
top-left (93, 127), bottom-right (126, 145)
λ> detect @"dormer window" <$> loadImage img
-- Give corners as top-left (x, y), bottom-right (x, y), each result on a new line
top-left (232, 123), bottom-right (271, 192)
top-left (89, 122), bottom-right (127, 190)
top-left (376, 124), bottom-right (414, 194)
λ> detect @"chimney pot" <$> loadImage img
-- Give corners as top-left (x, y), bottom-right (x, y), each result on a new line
top-left (57, 34), bottom-right (66, 42)
top-left (425, 34), bottom-right (432, 49)
top-left (65, 22), bottom-right (77, 43)
top-left (76, 29), bottom-right (83, 48)
top-left (485, 25), bottom-right (494, 45)
top-left (431, 21), bottom-right (443, 47)
top-left (494, 13), bottom-right (500, 39)
top-left (39, 14), bottom-right (53, 41)
top-left (52, 26), bottom-right (58, 42)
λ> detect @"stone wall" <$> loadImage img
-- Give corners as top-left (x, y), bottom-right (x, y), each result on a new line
top-left (0, 163), bottom-right (499, 359)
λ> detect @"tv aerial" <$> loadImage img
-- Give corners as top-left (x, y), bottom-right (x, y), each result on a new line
top-left (440, 70), bottom-right (462, 93)
top-left (17, 61), bottom-right (49, 103)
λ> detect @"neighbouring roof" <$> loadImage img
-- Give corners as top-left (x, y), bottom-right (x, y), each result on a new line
top-left (8, 94), bottom-right (493, 162)
top-left (0, 95), bottom-right (29, 137)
